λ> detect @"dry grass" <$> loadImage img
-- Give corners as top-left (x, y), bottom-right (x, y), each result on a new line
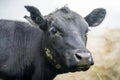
top-left (54, 27), bottom-right (120, 80)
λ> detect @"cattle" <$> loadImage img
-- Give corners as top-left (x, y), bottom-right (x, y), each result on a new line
top-left (0, 6), bottom-right (106, 80)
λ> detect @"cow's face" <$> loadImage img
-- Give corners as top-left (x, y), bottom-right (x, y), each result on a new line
top-left (25, 6), bottom-right (106, 72)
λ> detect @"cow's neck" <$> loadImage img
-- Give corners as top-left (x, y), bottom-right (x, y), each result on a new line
top-left (40, 33), bottom-right (61, 80)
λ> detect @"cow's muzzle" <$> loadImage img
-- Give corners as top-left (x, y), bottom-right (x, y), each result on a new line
top-left (73, 49), bottom-right (94, 71)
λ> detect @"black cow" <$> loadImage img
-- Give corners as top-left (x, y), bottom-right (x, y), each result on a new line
top-left (0, 6), bottom-right (106, 80)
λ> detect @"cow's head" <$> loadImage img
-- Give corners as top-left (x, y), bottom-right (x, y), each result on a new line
top-left (24, 6), bottom-right (106, 72)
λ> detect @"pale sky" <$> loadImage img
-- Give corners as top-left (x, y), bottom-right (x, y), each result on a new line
top-left (0, 0), bottom-right (120, 28)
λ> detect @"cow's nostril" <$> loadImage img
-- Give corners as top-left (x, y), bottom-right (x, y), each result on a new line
top-left (75, 53), bottom-right (82, 60)
top-left (90, 58), bottom-right (94, 65)
top-left (91, 61), bottom-right (94, 65)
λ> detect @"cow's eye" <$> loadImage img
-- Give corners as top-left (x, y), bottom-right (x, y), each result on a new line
top-left (49, 27), bottom-right (57, 34)
top-left (49, 27), bottom-right (63, 38)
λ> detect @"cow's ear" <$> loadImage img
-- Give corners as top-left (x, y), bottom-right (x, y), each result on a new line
top-left (85, 8), bottom-right (106, 27)
top-left (24, 6), bottom-right (48, 31)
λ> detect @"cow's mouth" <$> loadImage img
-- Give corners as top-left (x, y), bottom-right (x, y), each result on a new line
top-left (62, 65), bottom-right (90, 73)
top-left (76, 65), bottom-right (90, 71)
top-left (70, 65), bottom-right (90, 72)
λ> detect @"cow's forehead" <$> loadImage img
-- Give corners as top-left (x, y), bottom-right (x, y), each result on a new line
top-left (47, 7), bottom-right (82, 22)
top-left (46, 7), bottom-right (89, 33)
